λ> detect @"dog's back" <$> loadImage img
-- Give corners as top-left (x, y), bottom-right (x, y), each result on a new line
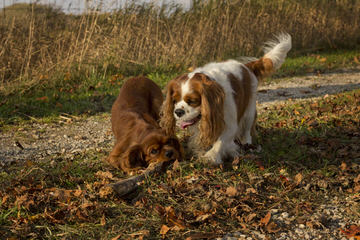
top-left (111, 76), bottom-right (163, 142)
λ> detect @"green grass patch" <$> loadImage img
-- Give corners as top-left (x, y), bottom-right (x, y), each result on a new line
top-left (1, 49), bottom-right (360, 126)
top-left (272, 47), bottom-right (360, 79)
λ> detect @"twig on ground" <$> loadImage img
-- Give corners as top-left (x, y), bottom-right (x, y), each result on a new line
top-left (110, 162), bottom-right (166, 197)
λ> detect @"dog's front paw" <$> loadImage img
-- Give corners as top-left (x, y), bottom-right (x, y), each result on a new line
top-left (203, 149), bottom-right (223, 166)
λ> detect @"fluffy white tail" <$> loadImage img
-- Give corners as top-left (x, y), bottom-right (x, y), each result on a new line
top-left (245, 33), bottom-right (292, 79)
top-left (263, 33), bottom-right (292, 70)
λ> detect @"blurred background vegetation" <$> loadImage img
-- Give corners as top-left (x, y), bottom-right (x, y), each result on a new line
top-left (0, 0), bottom-right (359, 121)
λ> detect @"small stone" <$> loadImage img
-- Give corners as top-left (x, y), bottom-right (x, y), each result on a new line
top-left (281, 212), bottom-right (289, 218)
top-left (299, 224), bottom-right (305, 229)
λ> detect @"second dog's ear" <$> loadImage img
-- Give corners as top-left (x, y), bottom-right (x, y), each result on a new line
top-left (127, 145), bottom-right (147, 168)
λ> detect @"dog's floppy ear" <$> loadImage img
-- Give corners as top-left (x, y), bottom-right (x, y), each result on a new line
top-left (194, 73), bottom-right (225, 147)
top-left (107, 143), bottom-right (147, 172)
top-left (124, 145), bottom-right (147, 170)
top-left (160, 79), bottom-right (178, 136)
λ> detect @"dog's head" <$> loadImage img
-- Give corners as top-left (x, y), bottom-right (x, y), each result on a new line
top-left (160, 73), bottom-right (225, 147)
top-left (109, 130), bottom-right (183, 173)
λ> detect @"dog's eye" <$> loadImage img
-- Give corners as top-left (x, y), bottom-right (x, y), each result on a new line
top-left (186, 99), bottom-right (199, 106)
top-left (150, 149), bottom-right (159, 155)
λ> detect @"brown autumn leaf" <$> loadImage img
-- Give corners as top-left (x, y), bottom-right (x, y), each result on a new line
top-left (165, 206), bottom-right (186, 229)
top-left (100, 214), bottom-right (106, 226)
top-left (160, 224), bottom-right (170, 236)
top-left (172, 159), bottom-right (180, 171)
top-left (340, 224), bottom-right (360, 239)
top-left (246, 213), bottom-right (257, 222)
top-left (340, 162), bottom-right (347, 171)
top-left (50, 188), bottom-right (72, 202)
top-left (76, 209), bottom-right (88, 221)
top-left (95, 171), bottom-right (114, 180)
top-left (2, 195), bottom-right (9, 205)
top-left (266, 222), bottom-right (281, 233)
top-left (36, 96), bottom-right (49, 102)
top-left (15, 194), bottom-right (28, 208)
top-left (354, 174), bottom-right (360, 183)
top-left (99, 186), bottom-right (113, 198)
top-left (73, 189), bottom-right (83, 197)
top-left (195, 214), bottom-right (211, 222)
top-left (225, 186), bottom-right (238, 197)
top-left (111, 234), bottom-right (122, 240)
top-left (260, 211), bottom-right (271, 226)
top-left (294, 173), bottom-right (303, 185)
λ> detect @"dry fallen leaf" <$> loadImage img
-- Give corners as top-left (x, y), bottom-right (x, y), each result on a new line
top-left (99, 186), bottom-right (113, 198)
top-left (172, 160), bottom-right (180, 171)
top-left (111, 234), bottom-right (122, 240)
top-left (354, 174), bottom-right (360, 183)
top-left (95, 171), bottom-right (114, 180)
top-left (195, 214), bottom-right (211, 222)
top-left (340, 224), bottom-right (360, 239)
top-left (266, 221), bottom-right (280, 233)
top-left (225, 186), bottom-right (238, 197)
top-left (246, 213), bottom-right (257, 222)
top-left (340, 162), bottom-right (347, 171)
top-left (100, 214), bottom-right (106, 226)
top-left (294, 173), bottom-right (303, 185)
top-left (36, 96), bottom-right (49, 102)
top-left (165, 206), bottom-right (186, 230)
top-left (160, 224), bottom-right (170, 236)
top-left (260, 212), bottom-right (271, 226)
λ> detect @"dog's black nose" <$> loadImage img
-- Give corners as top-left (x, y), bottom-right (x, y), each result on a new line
top-left (174, 109), bottom-right (185, 117)
top-left (165, 150), bottom-right (174, 158)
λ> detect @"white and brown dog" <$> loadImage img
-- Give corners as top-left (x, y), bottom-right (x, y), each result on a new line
top-left (160, 33), bottom-right (291, 165)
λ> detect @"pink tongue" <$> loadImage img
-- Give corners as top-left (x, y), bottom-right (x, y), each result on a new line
top-left (180, 120), bottom-right (195, 129)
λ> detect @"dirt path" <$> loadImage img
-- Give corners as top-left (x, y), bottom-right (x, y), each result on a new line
top-left (1, 70), bottom-right (360, 167)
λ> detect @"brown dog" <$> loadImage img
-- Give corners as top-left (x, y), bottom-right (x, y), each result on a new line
top-left (107, 76), bottom-right (182, 173)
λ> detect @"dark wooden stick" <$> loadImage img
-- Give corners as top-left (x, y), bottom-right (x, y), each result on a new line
top-left (110, 162), bottom-right (165, 197)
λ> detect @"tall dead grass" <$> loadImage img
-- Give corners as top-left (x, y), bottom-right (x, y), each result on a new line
top-left (1, 0), bottom-right (359, 95)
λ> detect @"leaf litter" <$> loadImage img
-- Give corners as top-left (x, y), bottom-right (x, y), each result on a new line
top-left (0, 90), bottom-right (359, 239)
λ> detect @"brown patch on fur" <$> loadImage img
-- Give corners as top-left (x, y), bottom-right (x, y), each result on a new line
top-left (245, 57), bottom-right (274, 80)
top-left (183, 92), bottom-right (201, 107)
top-left (191, 73), bottom-right (225, 147)
top-left (228, 66), bottom-right (253, 123)
top-left (160, 74), bottom-right (188, 136)
top-left (108, 76), bottom-right (183, 173)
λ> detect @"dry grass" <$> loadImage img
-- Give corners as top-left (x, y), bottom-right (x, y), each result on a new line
top-left (0, 0), bottom-right (359, 95)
